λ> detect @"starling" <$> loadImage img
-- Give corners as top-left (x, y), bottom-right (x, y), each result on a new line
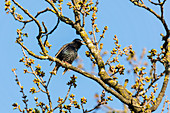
top-left (50, 39), bottom-right (84, 75)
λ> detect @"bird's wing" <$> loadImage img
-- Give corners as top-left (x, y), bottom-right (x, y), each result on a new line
top-left (50, 43), bottom-right (71, 66)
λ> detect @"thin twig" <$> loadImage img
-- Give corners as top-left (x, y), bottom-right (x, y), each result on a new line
top-left (53, 85), bottom-right (72, 111)
top-left (92, 24), bottom-right (98, 49)
top-left (148, 0), bottom-right (162, 5)
top-left (12, 69), bottom-right (29, 111)
top-left (47, 73), bottom-right (53, 87)
top-left (137, 72), bottom-right (164, 96)
top-left (81, 103), bottom-right (85, 113)
top-left (85, 103), bottom-right (101, 112)
top-left (43, 18), bottom-right (60, 46)
top-left (161, 96), bottom-right (167, 113)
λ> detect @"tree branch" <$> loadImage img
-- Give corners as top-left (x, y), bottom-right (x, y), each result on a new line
top-left (45, 0), bottom-right (75, 26)
top-left (130, 0), bottom-right (169, 112)
top-left (12, 0), bottom-right (42, 33)
top-left (16, 39), bottom-right (48, 60)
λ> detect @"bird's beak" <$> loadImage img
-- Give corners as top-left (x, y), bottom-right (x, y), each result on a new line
top-left (81, 41), bottom-right (86, 45)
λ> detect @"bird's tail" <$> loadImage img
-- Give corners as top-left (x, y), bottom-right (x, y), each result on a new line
top-left (51, 63), bottom-right (69, 75)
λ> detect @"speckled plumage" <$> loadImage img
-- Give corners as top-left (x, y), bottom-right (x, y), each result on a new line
top-left (51, 39), bottom-right (84, 75)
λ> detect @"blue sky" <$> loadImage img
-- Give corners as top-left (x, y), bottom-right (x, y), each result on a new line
top-left (1, 0), bottom-right (170, 113)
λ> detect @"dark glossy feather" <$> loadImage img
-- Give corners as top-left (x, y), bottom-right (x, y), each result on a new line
top-left (51, 39), bottom-right (84, 75)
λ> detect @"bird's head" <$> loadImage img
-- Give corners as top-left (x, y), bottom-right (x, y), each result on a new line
top-left (72, 39), bottom-right (85, 49)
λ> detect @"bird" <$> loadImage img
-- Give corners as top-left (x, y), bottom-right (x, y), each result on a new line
top-left (50, 39), bottom-right (84, 75)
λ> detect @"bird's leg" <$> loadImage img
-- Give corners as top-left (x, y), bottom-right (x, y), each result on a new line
top-left (62, 68), bottom-right (70, 75)
top-left (62, 61), bottom-right (72, 65)
top-left (62, 61), bottom-right (71, 75)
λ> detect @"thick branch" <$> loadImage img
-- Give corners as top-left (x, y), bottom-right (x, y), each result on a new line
top-left (47, 55), bottom-right (130, 105)
top-left (18, 37), bottom-right (129, 105)
top-left (16, 39), bottom-right (48, 60)
top-left (73, 27), bottom-right (136, 105)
